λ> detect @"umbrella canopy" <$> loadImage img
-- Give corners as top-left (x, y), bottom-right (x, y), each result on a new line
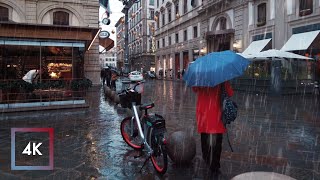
top-left (242, 49), bottom-right (313, 60)
top-left (183, 50), bottom-right (250, 87)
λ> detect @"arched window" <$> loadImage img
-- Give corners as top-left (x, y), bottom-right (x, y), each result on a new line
top-left (0, 6), bottom-right (9, 21)
top-left (299, 0), bottom-right (313, 16)
top-left (219, 17), bottom-right (227, 30)
top-left (53, 11), bottom-right (69, 25)
top-left (257, 3), bottom-right (266, 27)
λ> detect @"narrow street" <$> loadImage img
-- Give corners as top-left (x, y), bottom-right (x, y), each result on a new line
top-left (0, 80), bottom-right (319, 180)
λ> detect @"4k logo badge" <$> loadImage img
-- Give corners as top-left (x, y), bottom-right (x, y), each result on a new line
top-left (11, 128), bottom-right (54, 170)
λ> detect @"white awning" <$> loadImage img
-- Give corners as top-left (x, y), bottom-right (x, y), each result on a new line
top-left (280, 30), bottom-right (320, 51)
top-left (242, 38), bottom-right (272, 55)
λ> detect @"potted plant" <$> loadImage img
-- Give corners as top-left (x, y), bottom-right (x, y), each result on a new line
top-left (70, 78), bottom-right (92, 97)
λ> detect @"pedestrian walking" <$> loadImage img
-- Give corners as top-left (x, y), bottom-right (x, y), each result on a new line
top-left (100, 69), bottom-right (106, 85)
top-left (183, 51), bottom-right (250, 176)
top-left (192, 82), bottom-right (234, 174)
top-left (106, 68), bottom-right (112, 88)
top-left (314, 80), bottom-right (319, 97)
top-left (111, 72), bottom-right (118, 90)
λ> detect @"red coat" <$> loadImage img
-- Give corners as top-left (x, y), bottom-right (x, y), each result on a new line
top-left (192, 82), bottom-right (234, 134)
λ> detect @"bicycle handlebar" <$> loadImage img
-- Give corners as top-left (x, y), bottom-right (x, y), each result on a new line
top-left (132, 81), bottom-right (143, 91)
top-left (118, 81), bottom-right (144, 95)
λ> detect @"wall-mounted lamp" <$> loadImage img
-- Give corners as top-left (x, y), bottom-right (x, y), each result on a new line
top-left (233, 40), bottom-right (241, 52)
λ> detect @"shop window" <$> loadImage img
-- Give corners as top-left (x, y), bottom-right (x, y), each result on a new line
top-left (257, 3), bottom-right (266, 27)
top-left (0, 6), bottom-right (9, 21)
top-left (53, 11), bottom-right (69, 25)
top-left (299, 0), bottom-right (313, 16)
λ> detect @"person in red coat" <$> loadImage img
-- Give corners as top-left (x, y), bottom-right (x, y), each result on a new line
top-left (192, 81), bottom-right (234, 173)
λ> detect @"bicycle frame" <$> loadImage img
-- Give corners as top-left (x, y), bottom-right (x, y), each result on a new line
top-left (130, 102), bottom-right (153, 154)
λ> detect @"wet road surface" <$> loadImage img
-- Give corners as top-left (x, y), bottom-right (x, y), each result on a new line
top-left (0, 80), bottom-right (319, 180)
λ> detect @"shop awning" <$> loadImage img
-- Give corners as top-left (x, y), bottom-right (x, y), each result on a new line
top-left (0, 22), bottom-right (99, 50)
top-left (99, 37), bottom-right (114, 51)
top-left (280, 30), bottom-right (320, 51)
top-left (242, 38), bottom-right (271, 55)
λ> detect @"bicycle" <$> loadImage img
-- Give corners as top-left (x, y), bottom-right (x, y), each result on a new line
top-left (118, 82), bottom-right (168, 174)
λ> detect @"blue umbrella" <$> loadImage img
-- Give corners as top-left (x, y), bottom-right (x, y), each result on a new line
top-left (183, 50), bottom-right (250, 87)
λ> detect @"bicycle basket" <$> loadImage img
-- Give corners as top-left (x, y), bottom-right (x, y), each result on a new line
top-left (119, 91), bottom-right (141, 108)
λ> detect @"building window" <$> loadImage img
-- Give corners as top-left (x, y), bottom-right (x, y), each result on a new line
top-left (157, 15), bottom-right (160, 29)
top-left (157, 0), bottom-right (159, 8)
top-left (0, 6), bottom-right (9, 21)
top-left (175, 33), bottom-right (179, 43)
top-left (299, 0), bottom-right (313, 16)
top-left (150, 0), bottom-right (154, 6)
top-left (219, 17), bottom-right (227, 30)
top-left (175, 3), bottom-right (179, 18)
top-left (169, 36), bottom-right (171, 45)
top-left (193, 26), bottom-right (198, 38)
top-left (184, 30), bottom-right (187, 41)
top-left (257, 3), bottom-right (266, 27)
top-left (150, 9), bottom-right (154, 19)
top-left (184, 0), bottom-right (188, 14)
top-left (162, 38), bottom-right (165, 47)
top-left (157, 40), bottom-right (160, 48)
top-left (162, 12), bottom-right (165, 26)
top-left (168, 8), bottom-right (172, 22)
top-left (53, 11), bottom-right (69, 25)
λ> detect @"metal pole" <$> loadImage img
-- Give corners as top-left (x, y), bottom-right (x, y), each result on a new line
top-left (124, 6), bottom-right (130, 73)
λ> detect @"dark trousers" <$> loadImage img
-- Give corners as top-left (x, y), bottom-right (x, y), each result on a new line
top-left (111, 80), bottom-right (116, 90)
top-left (106, 77), bottom-right (111, 87)
top-left (201, 133), bottom-right (223, 171)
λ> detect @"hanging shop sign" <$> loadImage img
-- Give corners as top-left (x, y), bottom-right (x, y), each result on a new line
top-left (99, 31), bottom-right (110, 39)
top-left (102, 18), bottom-right (111, 25)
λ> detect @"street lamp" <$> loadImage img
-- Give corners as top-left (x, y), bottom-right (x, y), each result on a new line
top-left (120, 0), bottom-right (140, 73)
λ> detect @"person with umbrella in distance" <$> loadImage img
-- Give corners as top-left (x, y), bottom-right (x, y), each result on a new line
top-left (183, 51), bottom-right (250, 176)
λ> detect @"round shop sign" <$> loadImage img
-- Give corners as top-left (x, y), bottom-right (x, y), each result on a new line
top-left (99, 31), bottom-right (110, 39)
top-left (102, 18), bottom-right (110, 25)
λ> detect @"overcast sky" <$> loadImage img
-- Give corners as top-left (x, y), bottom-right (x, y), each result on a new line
top-left (99, 1), bottom-right (124, 52)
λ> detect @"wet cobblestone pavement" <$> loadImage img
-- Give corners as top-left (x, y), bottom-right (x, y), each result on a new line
top-left (0, 80), bottom-right (320, 180)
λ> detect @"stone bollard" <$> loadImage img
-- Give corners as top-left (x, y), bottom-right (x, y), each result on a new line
top-left (106, 88), bottom-right (112, 99)
top-left (114, 94), bottom-right (120, 104)
top-left (110, 91), bottom-right (116, 102)
top-left (166, 131), bottom-right (196, 166)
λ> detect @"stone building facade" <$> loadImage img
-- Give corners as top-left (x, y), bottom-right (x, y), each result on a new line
top-left (115, 17), bottom-right (125, 70)
top-left (155, 0), bottom-right (320, 81)
top-left (126, 0), bottom-right (156, 72)
top-left (99, 48), bottom-right (117, 69)
top-left (0, 0), bottom-right (101, 85)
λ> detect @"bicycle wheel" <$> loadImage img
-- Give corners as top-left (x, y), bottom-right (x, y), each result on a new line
top-left (120, 117), bottom-right (142, 150)
top-left (147, 127), bottom-right (168, 174)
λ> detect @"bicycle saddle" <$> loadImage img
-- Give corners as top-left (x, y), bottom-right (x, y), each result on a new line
top-left (139, 103), bottom-right (154, 111)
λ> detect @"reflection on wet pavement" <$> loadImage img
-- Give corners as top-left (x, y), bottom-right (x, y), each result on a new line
top-left (0, 80), bottom-right (319, 180)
